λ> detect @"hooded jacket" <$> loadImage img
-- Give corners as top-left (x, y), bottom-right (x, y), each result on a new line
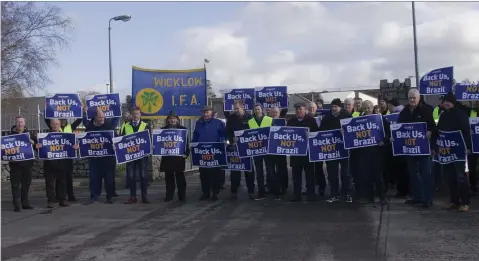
top-left (319, 109), bottom-right (351, 131)
top-left (8, 126), bottom-right (36, 169)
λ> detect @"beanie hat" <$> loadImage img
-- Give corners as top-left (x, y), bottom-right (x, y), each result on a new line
top-left (331, 98), bottom-right (342, 107)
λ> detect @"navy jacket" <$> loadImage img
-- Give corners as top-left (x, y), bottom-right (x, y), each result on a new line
top-left (192, 117), bottom-right (226, 143)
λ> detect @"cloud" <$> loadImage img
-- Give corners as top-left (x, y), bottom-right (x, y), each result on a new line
top-left (176, 2), bottom-right (479, 93)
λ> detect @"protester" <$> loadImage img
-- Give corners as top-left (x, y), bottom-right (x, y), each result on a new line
top-left (288, 102), bottom-right (319, 202)
top-left (248, 103), bottom-right (275, 200)
top-left (432, 92), bottom-right (471, 212)
top-left (120, 107), bottom-right (150, 204)
top-left (120, 111), bottom-right (132, 190)
top-left (389, 98), bottom-right (404, 113)
top-left (8, 116), bottom-right (36, 212)
top-left (350, 97), bottom-right (363, 194)
top-left (373, 105), bottom-right (380, 114)
top-left (378, 95), bottom-right (390, 115)
top-left (225, 101), bottom-right (255, 200)
top-left (319, 99), bottom-right (352, 203)
top-left (270, 106), bottom-right (289, 195)
top-left (389, 99), bottom-right (409, 198)
top-left (431, 100), bottom-right (445, 191)
top-left (36, 119), bottom-right (78, 208)
top-left (160, 111), bottom-right (190, 202)
top-left (316, 99), bottom-right (324, 109)
top-left (213, 111), bottom-right (226, 189)
top-left (397, 89), bottom-right (436, 208)
top-left (308, 102), bottom-right (326, 196)
top-left (344, 98), bottom-right (354, 114)
top-left (192, 106), bottom-right (226, 201)
top-left (44, 116), bottom-right (83, 202)
top-left (83, 108), bottom-right (119, 204)
top-left (469, 102), bottom-right (479, 196)
top-left (352, 97), bottom-right (363, 117)
top-left (356, 100), bottom-right (390, 205)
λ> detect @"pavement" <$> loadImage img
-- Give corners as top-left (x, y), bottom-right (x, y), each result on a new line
top-left (1, 173), bottom-right (479, 261)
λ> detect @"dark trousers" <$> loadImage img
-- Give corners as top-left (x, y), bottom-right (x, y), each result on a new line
top-left (165, 171), bottom-right (186, 199)
top-left (314, 161), bottom-right (326, 193)
top-left (55, 169), bottom-right (73, 200)
top-left (407, 156), bottom-right (433, 202)
top-left (326, 159), bottom-right (350, 198)
top-left (10, 165), bottom-right (33, 208)
top-left (292, 157), bottom-right (315, 197)
top-left (271, 155), bottom-right (289, 193)
top-left (383, 150), bottom-right (394, 192)
top-left (393, 156), bottom-right (409, 196)
top-left (467, 154), bottom-right (478, 192)
top-left (220, 169), bottom-right (226, 187)
top-left (432, 161), bottom-right (443, 189)
top-left (88, 158), bottom-right (115, 201)
top-left (45, 169), bottom-right (66, 203)
top-left (230, 170), bottom-right (255, 194)
top-left (253, 156), bottom-right (274, 196)
top-left (443, 162), bottom-right (470, 205)
top-left (127, 158), bottom-right (148, 198)
top-left (349, 150), bottom-right (361, 192)
top-left (359, 148), bottom-right (385, 201)
top-left (199, 167), bottom-right (221, 196)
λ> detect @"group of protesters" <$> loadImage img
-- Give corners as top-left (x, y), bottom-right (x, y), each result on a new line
top-left (7, 89), bottom-right (475, 213)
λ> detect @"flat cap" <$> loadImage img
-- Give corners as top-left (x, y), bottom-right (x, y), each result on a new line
top-left (294, 102), bottom-right (307, 108)
top-left (200, 105), bottom-right (213, 112)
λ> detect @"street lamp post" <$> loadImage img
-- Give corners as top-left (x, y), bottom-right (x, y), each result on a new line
top-left (108, 15), bottom-right (131, 94)
top-left (412, 2), bottom-right (420, 90)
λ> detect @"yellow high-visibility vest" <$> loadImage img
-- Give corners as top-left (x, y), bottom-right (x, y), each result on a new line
top-left (61, 124), bottom-right (72, 133)
top-left (124, 121), bottom-right (147, 135)
top-left (248, 116), bottom-right (273, 129)
top-left (471, 110), bottom-right (477, 118)
top-left (352, 112), bottom-right (360, 117)
top-left (120, 122), bottom-right (127, 134)
top-left (433, 107), bottom-right (442, 125)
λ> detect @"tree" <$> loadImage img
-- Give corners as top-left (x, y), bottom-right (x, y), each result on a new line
top-left (1, 2), bottom-right (73, 98)
top-left (78, 90), bottom-right (101, 106)
top-left (206, 79), bottom-right (216, 98)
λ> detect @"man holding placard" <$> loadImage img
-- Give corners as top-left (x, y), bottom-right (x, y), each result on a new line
top-left (308, 102), bottom-right (326, 196)
top-left (270, 106), bottom-right (289, 195)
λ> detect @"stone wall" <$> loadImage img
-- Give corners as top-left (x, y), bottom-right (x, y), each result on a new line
top-left (1, 159), bottom-right (89, 181)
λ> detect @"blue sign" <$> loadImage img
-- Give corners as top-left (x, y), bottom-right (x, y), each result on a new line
top-left (255, 86), bottom-right (288, 109)
top-left (340, 114), bottom-right (385, 149)
top-left (1, 133), bottom-right (35, 161)
top-left (316, 109), bottom-right (330, 118)
top-left (419, 66), bottom-right (454, 95)
top-left (112, 130), bottom-right (151, 164)
top-left (191, 142), bottom-right (227, 168)
top-left (470, 118), bottom-right (479, 153)
top-left (45, 93), bottom-right (82, 119)
top-left (234, 127), bottom-right (270, 158)
top-left (223, 145), bottom-right (252, 171)
top-left (268, 126), bottom-right (308, 156)
top-left (390, 123), bottom-right (430, 156)
top-left (273, 118), bottom-right (286, 126)
top-left (308, 130), bottom-right (349, 162)
top-left (37, 132), bottom-right (77, 160)
top-left (132, 66), bottom-right (206, 118)
top-left (152, 128), bottom-right (187, 156)
top-left (384, 113), bottom-right (400, 125)
top-left (85, 93), bottom-right (121, 120)
top-left (77, 131), bottom-right (115, 158)
top-left (455, 83), bottom-right (479, 101)
top-left (223, 88), bottom-right (255, 111)
top-left (433, 130), bottom-right (466, 164)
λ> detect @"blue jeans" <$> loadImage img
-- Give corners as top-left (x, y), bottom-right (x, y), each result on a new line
top-left (88, 157), bottom-right (115, 201)
top-left (126, 158), bottom-right (148, 198)
top-left (406, 156), bottom-right (433, 202)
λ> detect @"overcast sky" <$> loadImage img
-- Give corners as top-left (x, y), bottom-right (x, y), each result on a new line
top-left (44, 2), bottom-right (479, 100)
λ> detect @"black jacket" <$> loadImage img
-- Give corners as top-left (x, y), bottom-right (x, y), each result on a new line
top-left (398, 103), bottom-right (436, 132)
top-left (8, 126), bottom-right (36, 169)
top-left (159, 124), bottom-right (190, 172)
top-left (225, 112), bottom-right (253, 144)
top-left (319, 110), bottom-right (351, 131)
top-left (287, 115), bottom-right (319, 132)
top-left (432, 106), bottom-right (471, 150)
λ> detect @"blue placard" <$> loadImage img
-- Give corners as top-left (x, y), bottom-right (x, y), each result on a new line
top-left (455, 83), bottom-right (479, 101)
top-left (255, 86), bottom-right (288, 109)
top-left (390, 123), bottom-right (430, 156)
top-left (419, 66), bottom-right (454, 95)
top-left (433, 130), bottom-right (466, 164)
top-left (308, 129), bottom-right (349, 162)
top-left (152, 128), bottom-right (187, 156)
top-left (470, 117), bottom-right (479, 153)
top-left (340, 114), bottom-right (385, 149)
top-left (45, 93), bottom-right (82, 119)
top-left (384, 113), bottom-right (400, 125)
top-left (273, 118), bottom-right (286, 126)
top-left (1, 133), bottom-right (35, 161)
top-left (190, 142), bottom-right (227, 168)
top-left (77, 131), bottom-right (115, 158)
top-left (224, 88), bottom-right (255, 111)
top-left (223, 145), bottom-right (252, 171)
top-left (112, 130), bottom-right (151, 164)
top-left (268, 126), bottom-right (308, 156)
top-left (37, 132), bottom-right (77, 160)
top-left (85, 93), bottom-right (122, 120)
top-left (234, 127), bottom-right (270, 158)
top-left (316, 109), bottom-right (330, 118)
top-left (132, 67), bottom-right (206, 118)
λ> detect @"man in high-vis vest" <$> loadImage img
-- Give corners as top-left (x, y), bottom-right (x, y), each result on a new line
top-left (378, 95), bottom-right (390, 115)
top-left (121, 107), bottom-right (150, 204)
top-left (466, 102), bottom-right (478, 196)
top-left (248, 103), bottom-right (275, 200)
top-left (120, 112), bottom-right (132, 189)
top-left (352, 97), bottom-right (362, 117)
top-left (44, 116), bottom-right (83, 202)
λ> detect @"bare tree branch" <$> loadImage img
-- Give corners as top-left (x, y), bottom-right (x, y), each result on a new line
top-left (1, 2), bottom-right (73, 98)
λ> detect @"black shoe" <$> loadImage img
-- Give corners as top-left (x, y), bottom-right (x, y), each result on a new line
top-left (164, 197), bottom-right (173, 202)
top-left (59, 201), bottom-right (70, 207)
top-left (142, 198), bottom-right (150, 204)
top-left (22, 205), bottom-right (34, 210)
top-left (421, 201), bottom-right (433, 209)
top-left (106, 198), bottom-right (114, 204)
top-left (68, 195), bottom-right (77, 202)
top-left (345, 195), bottom-right (353, 203)
top-left (14, 206), bottom-right (21, 212)
top-left (178, 197), bottom-right (186, 202)
top-left (254, 194), bottom-right (266, 201)
top-left (307, 196), bottom-right (317, 202)
top-left (229, 193), bottom-right (238, 200)
top-left (318, 191), bottom-right (325, 197)
top-left (112, 192), bottom-right (119, 198)
top-left (301, 191), bottom-right (308, 196)
top-left (248, 193), bottom-right (255, 200)
top-left (199, 195), bottom-right (210, 201)
top-left (405, 199), bottom-right (421, 205)
top-left (290, 196), bottom-right (302, 202)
